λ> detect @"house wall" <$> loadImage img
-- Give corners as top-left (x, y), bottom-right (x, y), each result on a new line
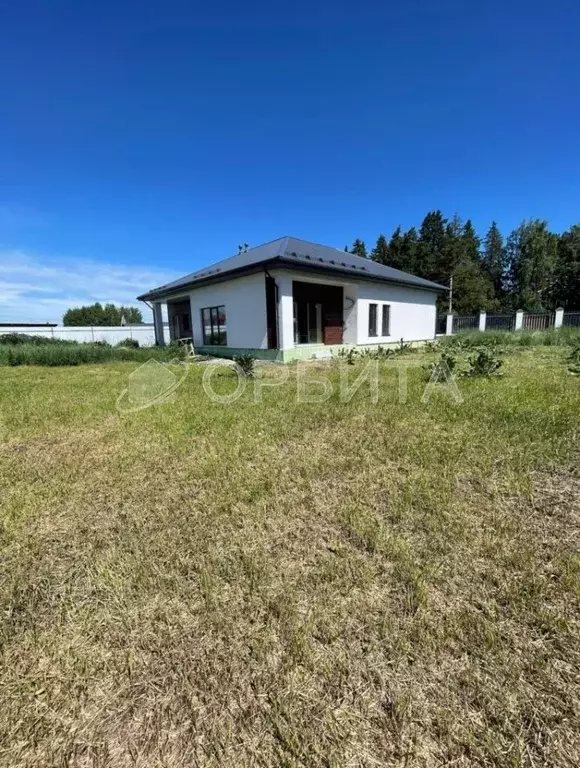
top-left (188, 272), bottom-right (268, 349)
top-left (356, 282), bottom-right (437, 344)
top-left (270, 267), bottom-right (437, 349)
top-left (269, 268), bottom-right (359, 349)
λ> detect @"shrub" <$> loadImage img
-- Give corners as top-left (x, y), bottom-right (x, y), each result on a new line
top-left (568, 343), bottom-right (580, 375)
top-left (335, 347), bottom-right (358, 365)
top-left (464, 346), bottom-right (503, 377)
top-left (425, 350), bottom-right (459, 380)
top-left (117, 338), bottom-right (139, 348)
top-left (0, 333), bottom-right (75, 346)
top-left (234, 354), bottom-right (255, 378)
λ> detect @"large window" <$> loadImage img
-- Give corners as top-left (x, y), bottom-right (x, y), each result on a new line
top-left (201, 305), bottom-right (227, 345)
top-left (368, 303), bottom-right (378, 337)
top-left (382, 305), bottom-right (391, 336)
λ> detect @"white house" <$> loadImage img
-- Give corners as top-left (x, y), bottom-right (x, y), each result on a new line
top-left (138, 236), bottom-right (446, 362)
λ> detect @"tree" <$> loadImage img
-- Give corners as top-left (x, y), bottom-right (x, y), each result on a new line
top-left (350, 239), bottom-right (368, 259)
top-left (416, 210), bottom-right (448, 281)
top-left (370, 233), bottom-right (390, 265)
top-left (482, 222), bottom-right (507, 303)
top-left (451, 225), bottom-right (494, 314)
top-left (63, 302), bottom-right (143, 326)
top-left (506, 220), bottom-right (558, 310)
top-left (400, 227), bottom-right (419, 275)
top-left (387, 227), bottom-right (405, 270)
top-left (554, 224), bottom-right (580, 309)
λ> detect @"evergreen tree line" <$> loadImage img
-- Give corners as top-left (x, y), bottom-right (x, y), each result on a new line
top-left (347, 212), bottom-right (580, 314)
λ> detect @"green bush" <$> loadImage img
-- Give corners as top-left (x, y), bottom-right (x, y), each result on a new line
top-left (233, 354), bottom-right (255, 378)
top-left (464, 346), bottom-right (504, 377)
top-left (116, 337), bottom-right (140, 348)
top-left (425, 350), bottom-right (459, 380)
top-left (0, 333), bottom-right (76, 346)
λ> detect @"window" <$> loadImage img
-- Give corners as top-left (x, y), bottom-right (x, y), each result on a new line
top-left (293, 300), bottom-right (322, 344)
top-left (201, 305), bottom-right (227, 345)
top-left (382, 305), bottom-right (391, 336)
top-left (368, 303), bottom-right (377, 337)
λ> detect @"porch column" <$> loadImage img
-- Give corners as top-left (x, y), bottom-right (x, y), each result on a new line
top-left (276, 274), bottom-right (295, 350)
top-left (554, 307), bottom-right (564, 329)
top-left (153, 302), bottom-right (165, 346)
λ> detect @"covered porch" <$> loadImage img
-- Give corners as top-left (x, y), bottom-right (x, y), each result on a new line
top-left (274, 273), bottom-right (358, 359)
top-left (151, 297), bottom-right (192, 346)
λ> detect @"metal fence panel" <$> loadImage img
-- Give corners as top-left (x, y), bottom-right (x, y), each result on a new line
top-left (452, 315), bottom-right (479, 332)
top-left (485, 314), bottom-right (515, 331)
top-left (522, 313), bottom-right (554, 331)
top-left (563, 312), bottom-right (580, 328)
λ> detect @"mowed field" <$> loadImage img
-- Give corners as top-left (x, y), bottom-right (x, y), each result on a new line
top-left (0, 349), bottom-right (579, 767)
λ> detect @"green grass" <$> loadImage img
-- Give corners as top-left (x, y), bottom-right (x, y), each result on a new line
top-left (0, 342), bottom-right (185, 366)
top-left (0, 348), bottom-right (579, 766)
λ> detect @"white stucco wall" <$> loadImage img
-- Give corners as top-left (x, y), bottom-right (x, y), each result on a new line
top-left (270, 267), bottom-right (438, 348)
top-left (0, 325), bottom-right (169, 345)
top-left (356, 282), bottom-right (437, 344)
top-left (188, 272), bottom-right (268, 349)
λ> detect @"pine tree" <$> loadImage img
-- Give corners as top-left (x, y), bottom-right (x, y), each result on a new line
top-left (401, 227), bottom-right (419, 274)
top-left (370, 233), bottom-right (390, 265)
top-left (452, 220), bottom-right (494, 314)
top-left (482, 222), bottom-right (507, 303)
top-left (416, 210), bottom-right (447, 280)
top-left (387, 226), bottom-right (409, 269)
top-left (350, 239), bottom-right (368, 259)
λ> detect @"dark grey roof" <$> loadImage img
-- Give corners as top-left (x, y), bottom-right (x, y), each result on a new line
top-left (137, 236), bottom-right (446, 300)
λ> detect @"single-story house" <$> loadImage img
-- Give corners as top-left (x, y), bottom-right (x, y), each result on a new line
top-left (137, 236), bottom-right (447, 362)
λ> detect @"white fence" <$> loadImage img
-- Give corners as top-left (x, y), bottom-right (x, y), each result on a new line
top-left (437, 309), bottom-right (579, 336)
top-left (0, 324), bottom-right (170, 346)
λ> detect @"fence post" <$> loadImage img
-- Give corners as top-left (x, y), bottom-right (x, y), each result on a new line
top-left (515, 310), bottom-right (524, 331)
top-left (478, 311), bottom-right (486, 332)
top-left (446, 314), bottom-right (454, 336)
top-left (554, 307), bottom-right (564, 329)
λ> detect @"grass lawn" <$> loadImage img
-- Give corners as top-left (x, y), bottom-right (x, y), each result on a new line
top-left (0, 348), bottom-right (579, 767)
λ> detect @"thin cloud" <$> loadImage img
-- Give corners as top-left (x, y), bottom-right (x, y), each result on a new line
top-left (0, 250), bottom-right (178, 324)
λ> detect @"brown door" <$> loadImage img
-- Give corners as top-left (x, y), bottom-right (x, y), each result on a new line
top-left (323, 310), bottom-right (343, 344)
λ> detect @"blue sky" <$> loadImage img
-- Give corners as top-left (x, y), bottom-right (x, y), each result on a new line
top-left (1, 0), bottom-right (579, 322)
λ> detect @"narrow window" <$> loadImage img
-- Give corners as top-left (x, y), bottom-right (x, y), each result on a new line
top-left (200, 306), bottom-right (227, 345)
top-left (382, 305), bottom-right (390, 336)
top-left (201, 308), bottom-right (211, 344)
top-left (369, 303), bottom-right (377, 337)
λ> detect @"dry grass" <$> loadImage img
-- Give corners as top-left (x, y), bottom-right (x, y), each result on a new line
top-left (0, 349), bottom-right (579, 767)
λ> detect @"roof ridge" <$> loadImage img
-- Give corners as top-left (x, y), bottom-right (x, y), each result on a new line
top-left (276, 235), bottom-right (289, 257)
top-left (286, 235), bottom-right (367, 262)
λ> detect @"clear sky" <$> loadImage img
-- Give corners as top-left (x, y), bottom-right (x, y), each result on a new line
top-left (1, 0), bottom-right (579, 322)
